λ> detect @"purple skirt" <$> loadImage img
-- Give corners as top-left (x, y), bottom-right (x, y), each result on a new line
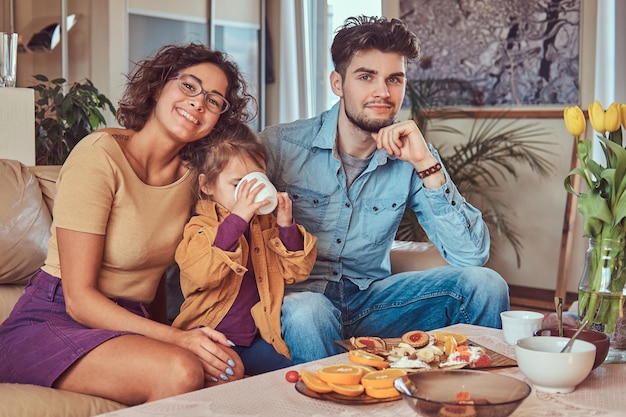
top-left (0, 270), bottom-right (149, 387)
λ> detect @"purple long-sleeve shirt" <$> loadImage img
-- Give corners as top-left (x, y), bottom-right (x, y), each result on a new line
top-left (214, 213), bottom-right (303, 346)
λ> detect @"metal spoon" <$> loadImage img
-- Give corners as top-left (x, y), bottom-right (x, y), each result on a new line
top-left (560, 318), bottom-right (590, 353)
top-left (393, 376), bottom-right (415, 397)
top-left (554, 296), bottom-right (564, 337)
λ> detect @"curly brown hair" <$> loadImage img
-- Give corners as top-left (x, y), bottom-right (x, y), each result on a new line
top-left (191, 123), bottom-right (266, 201)
top-left (116, 43), bottom-right (256, 161)
top-left (331, 15), bottom-right (420, 78)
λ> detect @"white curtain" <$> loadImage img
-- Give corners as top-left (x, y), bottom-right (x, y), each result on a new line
top-left (277, 0), bottom-right (313, 123)
top-left (592, 0), bottom-right (626, 159)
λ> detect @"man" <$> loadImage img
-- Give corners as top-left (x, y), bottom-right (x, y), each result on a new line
top-left (259, 15), bottom-right (510, 364)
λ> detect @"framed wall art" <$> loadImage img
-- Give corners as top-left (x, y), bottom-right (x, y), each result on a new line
top-left (399, 0), bottom-right (581, 113)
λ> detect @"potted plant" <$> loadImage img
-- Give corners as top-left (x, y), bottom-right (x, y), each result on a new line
top-left (31, 74), bottom-right (116, 165)
top-left (397, 78), bottom-right (555, 267)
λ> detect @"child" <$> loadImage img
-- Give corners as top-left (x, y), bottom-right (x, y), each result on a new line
top-left (172, 123), bottom-right (317, 375)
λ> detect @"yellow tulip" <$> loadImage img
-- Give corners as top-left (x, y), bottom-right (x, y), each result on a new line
top-left (588, 100), bottom-right (606, 133)
top-left (605, 103), bottom-right (621, 133)
top-left (621, 104), bottom-right (626, 130)
top-left (563, 105), bottom-right (586, 137)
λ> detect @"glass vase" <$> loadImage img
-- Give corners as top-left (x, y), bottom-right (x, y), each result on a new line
top-left (578, 237), bottom-right (626, 364)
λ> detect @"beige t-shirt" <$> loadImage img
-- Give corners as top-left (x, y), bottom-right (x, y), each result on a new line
top-left (42, 131), bottom-right (193, 303)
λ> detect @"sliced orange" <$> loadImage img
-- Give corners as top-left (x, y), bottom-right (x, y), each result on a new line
top-left (351, 364), bottom-right (376, 377)
top-left (317, 364), bottom-right (364, 385)
top-left (364, 385), bottom-right (402, 399)
top-left (348, 350), bottom-right (390, 369)
top-left (433, 331), bottom-right (467, 345)
top-left (300, 369), bottom-right (332, 393)
top-left (361, 368), bottom-right (407, 389)
top-left (443, 334), bottom-right (458, 356)
top-left (327, 382), bottom-right (365, 397)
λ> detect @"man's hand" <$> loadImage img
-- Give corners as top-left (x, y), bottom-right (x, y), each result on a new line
top-left (372, 120), bottom-right (445, 188)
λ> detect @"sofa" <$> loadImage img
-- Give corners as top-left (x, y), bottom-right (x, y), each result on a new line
top-left (0, 158), bottom-right (446, 417)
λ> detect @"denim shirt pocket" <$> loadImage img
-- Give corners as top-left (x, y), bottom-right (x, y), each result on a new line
top-left (286, 186), bottom-right (330, 234)
top-left (361, 196), bottom-right (406, 244)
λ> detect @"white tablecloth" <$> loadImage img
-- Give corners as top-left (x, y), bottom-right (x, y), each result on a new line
top-left (97, 324), bottom-right (626, 417)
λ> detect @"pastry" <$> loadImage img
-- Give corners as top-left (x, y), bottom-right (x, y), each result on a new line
top-left (400, 330), bottom-right (430, 348)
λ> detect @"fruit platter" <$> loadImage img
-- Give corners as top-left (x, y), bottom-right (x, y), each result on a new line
top-left (338, 330), bottom-right (516, 371)
top-left (292, 330), bottom-right (516, 404)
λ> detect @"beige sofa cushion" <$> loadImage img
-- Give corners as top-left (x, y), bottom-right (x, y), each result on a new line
top-left (0, 284), bottom-right (25, 323)
top-left (30, 164), bottom-right (60, 214)
top-left (390, 240), bottom-right (448, 273)
top-left (0, 384), bottom-right (125, 417)
top-left (0, 160), bottom-right (51, 286)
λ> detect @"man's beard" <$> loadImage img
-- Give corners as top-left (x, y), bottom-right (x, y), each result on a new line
top-left (345, 105), bottom-right (395, 133)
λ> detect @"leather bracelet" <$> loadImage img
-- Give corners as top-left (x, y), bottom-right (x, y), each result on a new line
top-left (417, 162), bottom-right (442, 179)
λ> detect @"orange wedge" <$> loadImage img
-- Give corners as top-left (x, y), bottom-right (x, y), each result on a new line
top-left (433, 331), bottom-right (467, 345)
top-left (443, 335), bottom-right (458, 356)
top-left (300, 369), bottom-right (332, 393)
top-left (361, 368), bottom-right (407, 389)
top-left (364, 385), bottom-right (402, 399)
top-left (348, 350), bottom-right (390, 369)
top-left (317, 364), bottom-right (364, 385)
top-left (327, 382), bottom-right (365, 397)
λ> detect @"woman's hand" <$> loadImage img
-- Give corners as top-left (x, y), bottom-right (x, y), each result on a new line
top-left (275, 192), bottom-right (293, 227)
top-left (176, 326), bottom-right (244, 385)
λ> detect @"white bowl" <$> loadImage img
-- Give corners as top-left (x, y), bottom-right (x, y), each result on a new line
top-left (515, 336), bottom-right (595, 393)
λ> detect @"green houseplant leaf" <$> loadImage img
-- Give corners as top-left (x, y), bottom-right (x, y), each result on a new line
top-left (31, 74), bottom-right (116, 165)
top-left (399, 78), bottom-right (555, 267)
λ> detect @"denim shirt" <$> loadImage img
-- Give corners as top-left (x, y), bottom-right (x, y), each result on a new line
top-left (259, 103), bottom-right (490, 292)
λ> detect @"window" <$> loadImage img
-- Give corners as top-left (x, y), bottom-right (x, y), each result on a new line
top-left (324, 0), bottom-right (381, 109)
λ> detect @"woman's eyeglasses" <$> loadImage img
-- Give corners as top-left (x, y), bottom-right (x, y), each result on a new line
top-left (173, 73), bottom-right (230, 114)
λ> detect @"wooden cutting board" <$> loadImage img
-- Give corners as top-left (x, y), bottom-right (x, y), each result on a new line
top-left (334, 337), bottom-right (517, 370)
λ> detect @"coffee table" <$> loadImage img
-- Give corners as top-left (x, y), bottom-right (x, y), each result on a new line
top-left (96, 324), bottom-right (626, 417)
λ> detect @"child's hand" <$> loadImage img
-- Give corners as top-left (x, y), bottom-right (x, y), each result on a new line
top-left (231, 179), bottom-right (269, 222)
top-left (275, 192), bottom-right (293, 227)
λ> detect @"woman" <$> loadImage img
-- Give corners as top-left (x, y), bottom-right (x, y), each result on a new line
top-left (0, 43), bottom-right (254, 405)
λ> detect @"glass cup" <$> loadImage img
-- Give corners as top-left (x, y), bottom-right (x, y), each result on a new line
top-left (1, 32), bottom-right (18, 87)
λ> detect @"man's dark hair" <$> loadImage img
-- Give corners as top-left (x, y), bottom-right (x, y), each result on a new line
top-left (331, 15), bottom-right (420, 78)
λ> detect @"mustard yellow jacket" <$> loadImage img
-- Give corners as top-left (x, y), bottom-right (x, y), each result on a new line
top-left (172, 200), bottom-right (317, 359)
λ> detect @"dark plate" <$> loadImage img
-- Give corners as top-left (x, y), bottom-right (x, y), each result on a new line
top-left (294, 380), bottom-right (401, 405)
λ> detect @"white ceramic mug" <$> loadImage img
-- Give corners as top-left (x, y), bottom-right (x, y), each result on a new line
top-left (500, 310), bottom-right (544, 345)
top-left (234, 172), bottom-right (278, 215)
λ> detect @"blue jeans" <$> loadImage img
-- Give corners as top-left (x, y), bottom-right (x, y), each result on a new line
top-left (281, 266), bottom-right (510, 364)
top-left (233, 336), bottom-right (293, 375)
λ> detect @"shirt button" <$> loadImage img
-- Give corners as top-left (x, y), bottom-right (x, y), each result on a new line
top-left (236, 268), bottom-right (243, 273)
top-left (254, 247), bottom-right (260, 253)
top-left (345, 203), bottom-right (350, 208)
top-left (336, 238), bottom-right (341, 244)
top-left (293, 194), bottom-right (299, 200)
top-left (451, 201), bottom-right (457, 206)
top-left (373, 206), bottom-right (379, 211)
top-left (392, 203), bottom-right (397, 208)
top-left (333, 271), bottom-right (339, 276)
top-left (313, 199), bottom-right (319, 204)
